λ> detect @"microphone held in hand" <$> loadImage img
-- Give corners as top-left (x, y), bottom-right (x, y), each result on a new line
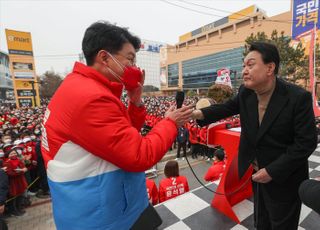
top-left (176, 91), bottom-right (185, 109)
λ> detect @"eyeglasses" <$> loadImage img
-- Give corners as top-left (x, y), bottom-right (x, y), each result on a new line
top-left (116, 53), bottom-right (136, 66)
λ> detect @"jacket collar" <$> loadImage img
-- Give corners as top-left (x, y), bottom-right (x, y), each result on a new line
top-left (243, 77), bottom-right (288, 144)
top-left (72, 62), bottom-right (123, 98)
top-left (256, 77), bottom-right (288, 142)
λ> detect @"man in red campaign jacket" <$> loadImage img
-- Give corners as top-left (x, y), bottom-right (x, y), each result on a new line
top-left (159, 160), bottom-right (189, 203)
top-left (199, 126), bottom-right (207, 145)
top-left (199, 126), bottom-right (208, 158)
top-left (41, 21), bottom-right (193, 230)
top-left (189, 123), bottom-right (200, 159)
top-left (146, 178), bottom-right (158, 205)
top-left (204, 148), bottom-right (226, 182)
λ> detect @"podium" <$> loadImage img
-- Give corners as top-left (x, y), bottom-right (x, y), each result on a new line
top-left (207, 127), bottom-right (253, 223)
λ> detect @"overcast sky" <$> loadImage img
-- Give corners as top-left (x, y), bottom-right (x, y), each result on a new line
top-left (0, 0), bottom-right (291, 76)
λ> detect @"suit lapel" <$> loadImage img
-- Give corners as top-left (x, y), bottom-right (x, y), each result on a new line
top-left (243, 90), bottom-right (259, 144)
top-left (256, 78), bottom-right (288, 143)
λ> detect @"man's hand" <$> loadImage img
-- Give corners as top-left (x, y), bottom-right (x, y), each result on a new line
top-left (0, 205), bottom-right (4, 214)
top-left (252, 168), bottom-right (272, 183)
top-left (127, 69), bottom-right (145, 107)
top-left (191, 109), bottom-right (204, 120)
top-left (165, 105), bottom-right (193, 127)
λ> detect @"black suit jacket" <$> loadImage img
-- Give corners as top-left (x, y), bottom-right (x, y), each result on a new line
top-left (199, 78), bottom-right (317, 201)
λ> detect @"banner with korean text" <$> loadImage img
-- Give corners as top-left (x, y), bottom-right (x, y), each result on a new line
top-left (5, 29), bottom-right (40, 107)
top-left (292, 0), bottom-right (320, 39)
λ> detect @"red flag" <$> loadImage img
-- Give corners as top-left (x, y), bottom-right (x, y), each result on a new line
top-left (309, 28), bottom-right (320, 116)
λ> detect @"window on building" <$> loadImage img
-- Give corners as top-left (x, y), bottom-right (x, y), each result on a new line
top-left (182, 47), bottom-right (244, 89)
top-left (168, 63), bottom-right (179, 87)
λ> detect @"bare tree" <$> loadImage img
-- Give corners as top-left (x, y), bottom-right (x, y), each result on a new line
top-left (39, 71), bottom-right (63, 99)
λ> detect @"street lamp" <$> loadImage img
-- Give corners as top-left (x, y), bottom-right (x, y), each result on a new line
top-left (28, 81), bottom-right (39, 107)
top-left (230, 70), bottom-right (237, 91)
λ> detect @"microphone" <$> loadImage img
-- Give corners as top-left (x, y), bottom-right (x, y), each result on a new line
top-left (176, 91), bottom-right (185, 109)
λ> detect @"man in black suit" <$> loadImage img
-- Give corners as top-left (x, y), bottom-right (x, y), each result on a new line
top-left (192, 42), bottom-right (317, 229)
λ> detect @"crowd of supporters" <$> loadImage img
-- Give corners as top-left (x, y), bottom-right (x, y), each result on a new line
top-left (140, 96), bottom-right (240, 161)
top-left (0, 106), bottom-right (50, 220)
top-left (0, 95), bottom-right (239, 219)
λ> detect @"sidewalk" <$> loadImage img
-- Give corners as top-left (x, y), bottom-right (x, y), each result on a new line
top-left (6, 196), bottom-right (54, 230)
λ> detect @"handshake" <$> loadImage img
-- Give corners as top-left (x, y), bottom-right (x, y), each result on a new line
top-left (165, 105), bottom-right (204, 127)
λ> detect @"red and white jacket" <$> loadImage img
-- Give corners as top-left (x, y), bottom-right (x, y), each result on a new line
top-left (159, 176), bottom-right (189, 203)
top-left (41, 62), bottom-right (178, 230)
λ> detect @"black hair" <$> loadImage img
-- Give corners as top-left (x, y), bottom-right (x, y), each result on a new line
top-left (82, 21), bottom-right (141, 66)
top-left (214, 149), bottom-right (225, 161)
top-left (248, 42), bottom-right (280, 75)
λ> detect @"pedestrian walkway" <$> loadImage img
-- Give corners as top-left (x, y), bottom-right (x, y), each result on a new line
top-left (6, 197), bottom-right (54, 230)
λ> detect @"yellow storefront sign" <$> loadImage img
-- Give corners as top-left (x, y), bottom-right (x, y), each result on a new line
top-left (5, 29), bottom-right (33, 56)
top-left (179, 32), bottom-right (192, 43)
top-left (6, 29), bottom-right (40, 107)
top-left (15, 80), bottom-right (33, 89)
top-left (229, 5), bottom-right (255, 22)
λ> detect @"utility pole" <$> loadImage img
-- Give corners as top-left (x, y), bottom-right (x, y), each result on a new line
top-left (29, 81), bottom-right (40, 107)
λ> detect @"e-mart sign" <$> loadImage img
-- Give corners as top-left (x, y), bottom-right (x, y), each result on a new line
top-left (5, 29), bottom-right (33, 55)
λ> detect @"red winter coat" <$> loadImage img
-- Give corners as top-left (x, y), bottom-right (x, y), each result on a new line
top-left (41, 62), bottom-right (179, 229)
top-left (189, 125), bottom-right (199, 144)
top-left (204, 161), bottom-right (225, 182)
top-left (42, 62), bottom-right (178, 171)
top-left (146, 178), bottom-right (158, 205)
top-left (4, 158), bottom-right (28, 196)
top-left (159, 176), bottom-right (189, 203)
top-left (199, 127), bottom-right (207, 145)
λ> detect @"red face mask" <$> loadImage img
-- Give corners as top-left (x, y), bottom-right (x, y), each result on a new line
top-left (10, 155), bottom-right (17, 160)
top-left (121, 66), bottom-right (142, 91)
top-left (107, 52), bottom-right (142, 91)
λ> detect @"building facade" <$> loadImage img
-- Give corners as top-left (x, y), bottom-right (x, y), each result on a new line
top-left (0, 50), bottom-right (14, 100)
top-left (160, 5), bottom-right (291, 92)
top-left (136, 39), bottom-right (166, 89)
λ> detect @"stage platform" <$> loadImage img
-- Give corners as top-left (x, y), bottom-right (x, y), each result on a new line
top-left (155, 147), bottom-right (320, 230)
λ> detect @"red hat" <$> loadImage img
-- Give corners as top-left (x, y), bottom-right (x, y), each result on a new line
top-left (10, 117), bottom-right (18, 126)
